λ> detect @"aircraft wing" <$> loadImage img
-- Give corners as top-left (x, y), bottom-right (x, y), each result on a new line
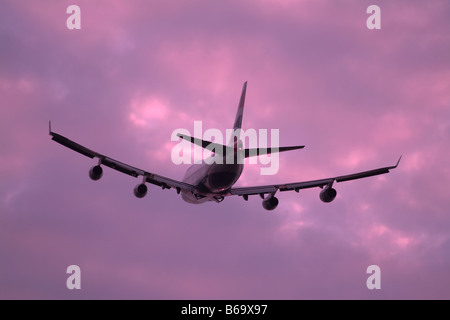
top-left (49, 124), bottom-right (196, 193)
top-left (229, 156), bottom-right (401, 197)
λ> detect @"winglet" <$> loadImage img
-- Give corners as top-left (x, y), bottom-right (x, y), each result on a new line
top-left (49, 121), bottom-right (52, 135)
top-left (388, 155), bottom-right (402, 170)
top-left (395, 155), bottom-right (402, 168)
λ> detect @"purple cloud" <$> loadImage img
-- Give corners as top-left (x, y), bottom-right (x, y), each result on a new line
top-left (1, 0), bottom-right (449, 299)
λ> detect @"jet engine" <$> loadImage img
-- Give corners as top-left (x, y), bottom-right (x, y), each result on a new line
top-left (262, 196), bottom-right (279, 210)
top-left (319, 187), bottom-right (337, 203)
top-left (134, 183), bottom-right (148, 198)
top-left (89, 165), bottom-right (103, 181)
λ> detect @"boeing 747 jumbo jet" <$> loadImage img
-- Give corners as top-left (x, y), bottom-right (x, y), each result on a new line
top-left (49, 82), bottom-right (401, 210)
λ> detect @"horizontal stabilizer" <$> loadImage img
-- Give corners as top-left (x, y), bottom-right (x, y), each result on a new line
top-left (177, 133), bottom-right (229, 155)
top-left (244, 145), bottom-right (304, 158)
top-left (177, 133), bottom-right (304, 159)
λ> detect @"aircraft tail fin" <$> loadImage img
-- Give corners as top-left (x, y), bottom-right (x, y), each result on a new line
top-left (233, 81), bottom-right (247, 131)
top-left (177, 82), bottom-right (305, 160)
top-left (226, 81), bottom-right (247, 147)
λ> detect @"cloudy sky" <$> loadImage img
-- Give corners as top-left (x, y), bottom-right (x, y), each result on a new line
top-left (1, 0), bottom-right (449, 299)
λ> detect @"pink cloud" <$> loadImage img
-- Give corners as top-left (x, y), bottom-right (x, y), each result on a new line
top-left (1, 0), bottom-right (449, 300)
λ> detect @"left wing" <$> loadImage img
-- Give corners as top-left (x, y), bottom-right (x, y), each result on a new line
top-left (229, 156), bottom-right (401, 200)
top-left (49, 123), bottom-right (195, 194)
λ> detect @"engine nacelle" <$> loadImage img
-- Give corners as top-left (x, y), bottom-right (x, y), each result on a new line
top-left (89, 165), bottom-right (103, 181)
top-left (262, 196), bottom-right (279, 210)
top-left (134, 183), bottom-right (148, 198)
top-left (320, 187), bottom-right (337, 203)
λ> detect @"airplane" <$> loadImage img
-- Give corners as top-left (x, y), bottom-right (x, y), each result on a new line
top-left (49, 81), bottom-right (401, 210)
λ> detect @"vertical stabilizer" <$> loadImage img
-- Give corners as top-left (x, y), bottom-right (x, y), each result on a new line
top-left (233, 81), bottom-right (247, 131)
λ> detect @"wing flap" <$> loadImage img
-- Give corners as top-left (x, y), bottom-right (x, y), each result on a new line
top-left (230, 185), bottom-right (278, 196)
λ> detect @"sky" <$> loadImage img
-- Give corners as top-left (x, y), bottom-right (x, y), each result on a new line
top-left (0, 0), bottom-right (449, 299)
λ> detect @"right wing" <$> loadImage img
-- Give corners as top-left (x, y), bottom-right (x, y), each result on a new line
top-left (229, 156), bottom-right (402, 198)
top-left (49, 123), bottom-right (195, 193)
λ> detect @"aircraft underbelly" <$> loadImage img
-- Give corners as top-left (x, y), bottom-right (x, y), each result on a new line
top-left (206, 164), bottom-right (243, 191)
top-left (181, 163), bottom-right (243, 204)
